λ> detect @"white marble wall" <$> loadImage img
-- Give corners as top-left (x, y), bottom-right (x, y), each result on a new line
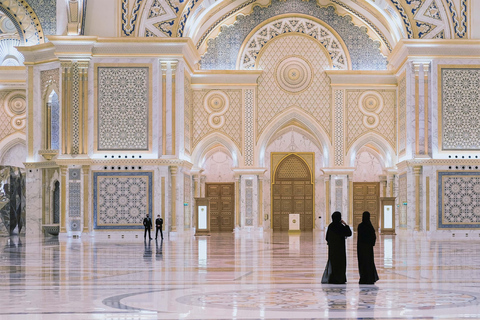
top-left (262, 129), bottom-right (324, 230)
top-left (25, 168), bottom-right (42, 236)
top-left (203, 151), bottom-right (234, 182)
top-left (1, 143), bottom-right (27, 168)
top-left (352, 150), bottom-right (383, 182)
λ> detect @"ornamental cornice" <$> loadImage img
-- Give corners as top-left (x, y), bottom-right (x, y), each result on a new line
top-left (232, 168), bottom-right (267, 177)
top-left (25, 158), bottom-right (194, 168)
top-left (397, 158), bottom-right (480, 169)
top-left (24, 161), bottom-right (59, 169)
top-left (388, 40), bottom-right (480, 71)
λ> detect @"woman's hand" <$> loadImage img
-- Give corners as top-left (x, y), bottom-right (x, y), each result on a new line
top-left (341, 219), bottom-right (347, 225)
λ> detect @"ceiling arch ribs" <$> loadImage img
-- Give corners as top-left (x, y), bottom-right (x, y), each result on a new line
top-left (0, 0), bottom-right (45, 45)
top-left (200, 0), bottom-right (388, 70)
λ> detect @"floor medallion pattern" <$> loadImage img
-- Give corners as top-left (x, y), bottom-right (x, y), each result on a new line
top-left (176, 287), bottom-right (479, 311)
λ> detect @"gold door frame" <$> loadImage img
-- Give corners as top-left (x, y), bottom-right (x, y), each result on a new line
top-left (270, 152), bottom-right (315, 230)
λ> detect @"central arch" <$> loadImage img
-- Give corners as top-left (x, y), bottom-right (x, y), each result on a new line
top-left (272, 153), bottom-right (313, 231)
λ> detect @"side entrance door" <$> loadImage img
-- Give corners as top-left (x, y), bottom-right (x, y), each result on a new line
top-left (352, 182), bottom-right (379, 231)
top-left (206, 183), bottom-right (235, 232)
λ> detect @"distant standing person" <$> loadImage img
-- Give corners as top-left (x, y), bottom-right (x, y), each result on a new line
top-left (143, 214), bottom-right (152, 240)
top-left (322, 211), bottom-right (352, 284)
top-left (155, 214), bottom-right (163, 240)
top-left (357, 211), bottom-right (379, 284)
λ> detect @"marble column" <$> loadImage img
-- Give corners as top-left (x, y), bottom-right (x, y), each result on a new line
top-left (161, 62), bottom-right (167, 155)
top-left (82, 166), bottom-right (89, 233)
top-left (161, 61), bottom-right (178, 156)
top-left (235, 176), bottom-right (240, 228)
top-left (61, 61), bottom-right (89, 156)
top-left (233, 169), bottom-right (265, 231)
top-left (60, 166), bottom-right (67, 233)
top-left (413, 62), bottom-right (430, 157)
top-left (25, 167), bottom-right (42, 236)
top-left (170, 166), bottom-right (177, 232)
top-left (330, 175), bottom-right (349, 224)
top-left (387, 174), bottom-right (394, 197)
top-left (193, 175), bottom-right (200, 198)
top-left (200, 175), bottom-right (206, 198)
top-left (414, 166), bottom-right (422, 231)
top-left (325, 176), bottom-right (330, 225)
top-left (379, 175), bottom-right (387, 198)
top-left (258, 176), bottom-right (263, 228)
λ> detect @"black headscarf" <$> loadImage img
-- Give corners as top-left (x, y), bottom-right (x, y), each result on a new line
top-left (332, 211), bottom-right (342, 223)
top-left (362, 211), bottom-right (371, 224)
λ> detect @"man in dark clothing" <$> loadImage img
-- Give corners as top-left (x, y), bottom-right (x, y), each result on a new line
top-left (143, 214), bottom-right (152, 240)
top-left (155, 215), bottom-right (163, 240)
top-left (322, 211), bottom-right (352, 284)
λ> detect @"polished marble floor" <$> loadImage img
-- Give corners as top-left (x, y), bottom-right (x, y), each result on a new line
top-left (1, 231), bottom-right (480, 319)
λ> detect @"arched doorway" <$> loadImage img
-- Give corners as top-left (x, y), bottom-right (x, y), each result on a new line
top-left (272, 154), bottom-right (313, 231)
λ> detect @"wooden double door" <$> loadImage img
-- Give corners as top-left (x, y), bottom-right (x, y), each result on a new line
top-left (353, 182), bottom-right (379, 230)
top-left (206, 183), bottom-right (235, 232)
top-left (272, 154), bottom-right (314, 231)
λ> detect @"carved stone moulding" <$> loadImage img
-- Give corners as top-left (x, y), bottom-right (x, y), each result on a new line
top-left (42, 224), bottom-right (60, 236)
top-left (38, 149), bottom-right (59, 161)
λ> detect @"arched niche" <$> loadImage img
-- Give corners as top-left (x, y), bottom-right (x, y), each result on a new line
top-left (0, 141), bottom-right (26, 168)
top-left (45, 90), bottom-right (60, 151)
top-left (202, 145), bottom-right (235, 183)
top-left (352, 146), bottom-right (385, 182)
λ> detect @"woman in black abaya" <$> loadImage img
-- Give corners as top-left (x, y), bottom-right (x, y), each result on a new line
top-left (357, 211), bottom-right (379, 284)
top-left (322, 211), bottom-right (352, 284)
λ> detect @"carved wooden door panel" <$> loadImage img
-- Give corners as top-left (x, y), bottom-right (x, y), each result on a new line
top-left (206, 183), bottom-right (234, 232)
top-left (353, 182), bottom-right (379, 231)
top-left (272, 154), bottom-right (314, 231)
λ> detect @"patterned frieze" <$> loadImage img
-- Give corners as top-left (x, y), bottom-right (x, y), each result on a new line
top-left (93, 171), bottom-right (153, 229)
top-left (244, 89), bottom-right (254, 166)
top-left (256, 35), bottom-right (332, 140)
top-left (62, 61), bottom-right (88, 155)
top-left (346, 89), bottom-right (396, 152)
top-left (334, 90), bottom-right (345, 166)
top-left (192, 89), bottom-right (242, 151)
top-left (438, 171), bottom-right (480, 229)
top-left (95, 65), bottom-right (151, 151)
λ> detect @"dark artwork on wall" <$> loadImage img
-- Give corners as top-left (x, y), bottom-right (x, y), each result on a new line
top-left (0, 167), bottom-right (26, 235)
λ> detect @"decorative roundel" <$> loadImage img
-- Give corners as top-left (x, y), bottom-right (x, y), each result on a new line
top-left (1, 17), bottom-right (17, 33)
top-left (358, 91), bottom-right (384, 129)
top-left (5, 91), bottom-right (26, 116)
top-left (275, 56), bottom-right (313, 93)
top-left (204, 90), bottom-right (229, 129)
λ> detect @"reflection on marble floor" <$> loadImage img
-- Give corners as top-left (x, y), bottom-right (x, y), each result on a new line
top-left (1, 232), bottom-right (480, 319)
